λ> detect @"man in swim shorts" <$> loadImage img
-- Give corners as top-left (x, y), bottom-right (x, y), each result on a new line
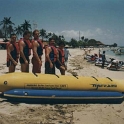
top-left (32, 30), bottom-right (43, 73)
top-left (45, 38), bottom-right (57, 74)
top-left (6, 34), bottom-right (19, 72)
top-left (18, 31), bottom-right (32, 72)
top-left (56, 41), bottom-right (66, 75)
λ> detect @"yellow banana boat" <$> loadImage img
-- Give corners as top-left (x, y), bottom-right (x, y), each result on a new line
top-left (0, 72), bottom-right (123, 92)
top-left (0, 72), bottom-right (124, 104)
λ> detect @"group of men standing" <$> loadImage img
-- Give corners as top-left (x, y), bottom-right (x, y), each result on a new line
top-left (6, 30), bottom-right (71, 75)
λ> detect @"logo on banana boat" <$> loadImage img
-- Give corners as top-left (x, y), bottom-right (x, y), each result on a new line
top-left (25, 84), bottom-right (68, 89)
top-left (91, 84), bottom-right (117, 90)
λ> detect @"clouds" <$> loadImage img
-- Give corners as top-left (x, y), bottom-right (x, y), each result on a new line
top-left (54, 28), bottom-right (105, 41)
top-left (56, 28), bottom-right (104, 39)
top-left (54, 28), bottom-right (123, 46)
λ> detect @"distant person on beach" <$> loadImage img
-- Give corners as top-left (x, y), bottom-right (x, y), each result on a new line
top-left (64, 46), bottom-right (71, 70)
top-left (101, 51), bottom-right (106, 68)
top-left (56, 42), bottom-right (66, 75)
top-left (32, 30), bottom-right (43, 73)
top-left (18, 31), bottom-right (32, 72)
top-left (6, 34), bottom-right (19, 72)
top-left (45, 38), bottom-right (57, 74)
top-left (88, 48), bottom-right (91, 53)
top-left (84, 48), bottom-right (88, 55)
top-left (99, 48), bottom-right (102, 57)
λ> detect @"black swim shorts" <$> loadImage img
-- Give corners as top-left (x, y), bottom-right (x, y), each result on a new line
top-left (19, 56), bottom-right (30, 64)
top-left (45, 61), bottom-right (55, 74)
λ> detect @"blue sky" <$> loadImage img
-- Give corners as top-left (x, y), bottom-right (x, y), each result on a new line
top-left (0, 0), bottom-right (124, 46)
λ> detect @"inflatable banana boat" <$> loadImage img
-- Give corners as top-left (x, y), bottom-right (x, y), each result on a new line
top-left (0, 72), bottom-right (124, 103)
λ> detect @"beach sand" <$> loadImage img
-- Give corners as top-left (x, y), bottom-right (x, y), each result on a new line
top-left (0, 48), bottom-right (124, 124)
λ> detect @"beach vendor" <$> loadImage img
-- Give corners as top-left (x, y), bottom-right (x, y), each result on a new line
top-left (6, 34), bottom-right (19, 72)
top-left (18, 30), bottom-right (32, 72)
top-left (31, 30), bottom-right (43, 73)
top-left (56, 41), bottom-right (66, 75)
top-left (45, 38), bottom-right (57, 74)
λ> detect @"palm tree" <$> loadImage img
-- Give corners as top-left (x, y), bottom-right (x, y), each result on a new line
top-left (21, 20), bottom-right (31, 32)
top-left (40, 29), bottom-right (46, 41)
top-left (59, 35), bottom-right (65, 41)
top-left (0, 29), bottom-right (4, 38)
top-left (14, 25), bottom-right (23, 39)
top-left (47, 32), bottom-right (52, 37)
top-left (45, 32), bottom-right (52, 42)
top-left (7, 25), bottom-right (14, 37)
top-left (59, 35), bottom-right (62, 40)
top-left (70, 38), bottom-right (78, 48)
top-left (51, 33), bottom-right (60, 45)
top-left (81, 36), bottom-right (84, 41)
top-left (0, 17), bottom-right (15, 39)
top-left (84, 38), bottom-right (89, 46)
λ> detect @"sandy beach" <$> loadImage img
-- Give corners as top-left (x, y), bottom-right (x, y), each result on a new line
top-left (0, 48), bottom-right (124, 124)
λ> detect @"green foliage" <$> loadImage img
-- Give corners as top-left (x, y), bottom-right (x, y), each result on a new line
top-left (81, 36), bottom-right (84, 41)
top-left (21, 20), bottom-right (31, 32)
top-left (69, 38), bottom-right (78, 48)
top-left (88, 39), bottom-right (97, 46)
top-left (0, 17), bottom-right (15, 39)
top-left (78, 40), bottom-right (83, 46)
top-left (45, 32), bottom-right (52, 40)
top-left (14, 25), bottom-right (23, 39)
top-left (40, 29), bottom-right (46, 41)
top-left (113, 43), bottom-right (117, 47)
top-left (0, 29), bottom-right (4, 38)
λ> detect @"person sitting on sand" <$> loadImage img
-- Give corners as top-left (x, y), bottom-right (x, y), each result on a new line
top-left (18, 31), bottom-right (32, 72)
top-left (45, 38), bottom-right (57, 74)
top-left (31, 30), bottom-right (43, 73)
top-left (6, 34), bottom-right (19, 72)
top-left (56, 41), bottom-right (66, 75)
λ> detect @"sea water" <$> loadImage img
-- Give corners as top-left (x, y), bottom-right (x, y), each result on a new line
top-left (102, 48), bottom-right (124, 62)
